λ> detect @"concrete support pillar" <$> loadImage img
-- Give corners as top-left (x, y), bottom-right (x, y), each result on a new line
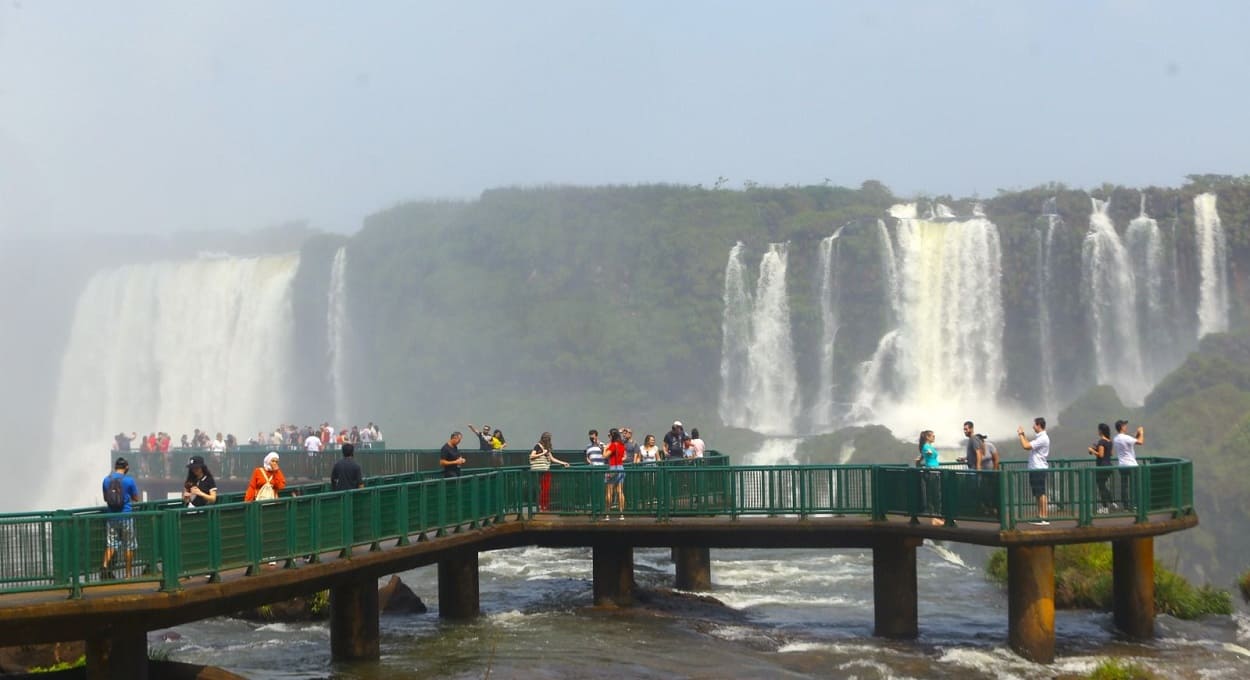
top-left (330, 577), bottom-right (380, 661)
top-left (872, 539), bottom-right (918, 639)
top-left (86, 629), bottom-right (148, 680)
top-left (672, 546), bottom-right (712, 591)
top-left (593, 544), bottom-right (634, 607)
top-left (1007, 545), bottom-right (1055, 664)
top-left (1113, 537), bottom-right (1155, 639)
top-left (438, 551), bottom-right (481, 620)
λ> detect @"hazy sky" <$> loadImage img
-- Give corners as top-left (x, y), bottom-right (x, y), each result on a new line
top-left (2, 1), bottom-right (1247, 235)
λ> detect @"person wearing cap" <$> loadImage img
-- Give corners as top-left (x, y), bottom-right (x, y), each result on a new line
top-left (101, 457), bottom-right (140, 579)
top-left (663, 421), bottom-right (686, 461)
top-left (245, 452), bottom-right (286, 502)
top-left (182, 455), bottom-right (218, 507)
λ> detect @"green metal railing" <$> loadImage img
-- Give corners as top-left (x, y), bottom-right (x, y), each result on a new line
top-left (0, 456), bottom-right (1192, 598)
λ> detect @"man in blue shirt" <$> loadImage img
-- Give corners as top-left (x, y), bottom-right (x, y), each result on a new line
top-left (102, 457), bottom-right (141, 579)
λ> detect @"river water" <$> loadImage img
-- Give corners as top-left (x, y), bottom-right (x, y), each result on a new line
top-left (158, 541), bottom-right (1250, 679)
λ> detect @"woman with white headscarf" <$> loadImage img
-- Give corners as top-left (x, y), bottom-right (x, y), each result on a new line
top-left (244, 451), bottom-right (286, 502)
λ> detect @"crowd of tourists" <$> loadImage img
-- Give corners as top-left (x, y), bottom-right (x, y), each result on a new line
top-left (915, 417), bottom-right (1146, 526)
top-left (112, 422), bottom-right (385, 456)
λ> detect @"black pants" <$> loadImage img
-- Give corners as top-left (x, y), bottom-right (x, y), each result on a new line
top-left (1095, 466), bottom-right (1114, 507)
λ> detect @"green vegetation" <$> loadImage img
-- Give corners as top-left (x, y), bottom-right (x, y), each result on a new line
top-left (985, 544), bottom-right (1232, 618)
top-left (1239, 569), bottom-right (1250, 602)
top-left (309, 589), bottom-right (331, 617)
top-left (1085, 658), bottom-right (1158, 680)
top-left (28, 655), bottom-right (85, 673)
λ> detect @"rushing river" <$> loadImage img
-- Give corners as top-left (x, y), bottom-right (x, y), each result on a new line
top-left (158, 542), bottom-right (1250, 679)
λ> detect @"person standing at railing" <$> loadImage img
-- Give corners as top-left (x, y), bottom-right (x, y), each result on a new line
top-left (663, 421), bottom-right (685, 461)
top-left (530, 432), bottom-right (569, 511)
top-left (304, 430), bottom-right (323, 457)
top-left (183, 455), bottom-right (218, 507)
top-left (490, 429), bottom-right (507, 468)
top-left (1017, 417), bottom-right (1050, 526)
top-left (961, 421), bottom-right (984, 469)
top-left (244, 452), bottom-right (286, 502)
top-left (605, 430), bottom-right (628, 520)
top-left (585, 429), bottom-right (606, 466)
top-left (440, 432), bottom-right (466, 477)
top-left (1088, 423), bottom-right (1115, 513)
top-left (101, 457), bottom-right (141, 580)
top-left (637, 434), bottom-right (660, 465)
top-left (915, 430), bottom-right (943, 526)
top-left (331, 443), bottom-right (364, 491)
top-left (1113, 419), bottom-right (1144, 510)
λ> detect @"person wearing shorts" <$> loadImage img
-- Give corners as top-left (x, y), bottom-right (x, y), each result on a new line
top-left (1017, 417), bottom-right (1051, 525)
top-left (102, 457), bottom-right (141, 579)
top-left (605, 430), bottom-right (627, 519)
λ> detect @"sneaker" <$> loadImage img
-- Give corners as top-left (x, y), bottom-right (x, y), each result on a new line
top-left (1096, 507), bottom-right (1109, 515)
top-left (1110, 503), bottom-right (1120, 511)
top-left (619, 515), bottom-right (625, 521)
top-left (1029, 520), bottom-right (1050, 526)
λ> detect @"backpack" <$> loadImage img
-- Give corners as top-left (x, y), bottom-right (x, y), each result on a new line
top-left (255, 470), bottom-right (278, 501)
top-left (104, 474), bottom-right (126, 511)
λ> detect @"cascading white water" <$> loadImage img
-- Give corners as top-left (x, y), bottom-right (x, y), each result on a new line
top-left (719, 242), bottom-right (801, 435)
top-left (744, 243), bottom-right (800, 435)
top-left (42, 254), bottom-right (300, 509)
top-left (1037, 213), bottom-right (1060, 414)
top-left (876, 218), bottom-right (900, 321)
top-left (718, 242), bottom-right (752, 428)
top-left (1125, 196), bottom-right (1172, 383)
top-left (1082, 198), bottom-right (1149, 404)
top-left (850, 329), bottom-right (899, 420)
top-left (1194, 192), bottom-right (1230, 338)
top-left (853, 204), bottom-right (1007, 435)
top-left (327, 246), bottom-right (350, 426)
top-left (810, 229), bottom-right (843, 430)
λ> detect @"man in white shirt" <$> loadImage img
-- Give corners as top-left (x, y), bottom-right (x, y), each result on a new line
top-left (1017, 417), bottom-right (1050, 525)
top-left (304, 433), bottom-right (323, 456)
top-left (1113, 419), bottom-right (1145, 508)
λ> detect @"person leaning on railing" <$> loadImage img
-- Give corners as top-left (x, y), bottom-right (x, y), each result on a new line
top-left (530, 432), bottom-right (569, 512)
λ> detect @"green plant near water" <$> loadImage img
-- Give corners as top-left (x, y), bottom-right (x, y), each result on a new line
top-left (28, 655), bottom-right (85, 673)
top-left (309, 589), bottom-right (330, 616)
top-left (1086, 657), bottom-right (1158, 680)
top-left (986, 544), bottom-right (1232, 618)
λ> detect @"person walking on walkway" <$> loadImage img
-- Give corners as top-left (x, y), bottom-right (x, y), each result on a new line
top-left (183, 455), bottom-right (218, 507)
top-left (245, 452), bottom-right (286, 502)
top-left (331, 443), bottom-right (364, 491)
top-left (101, 457), bottom-right (140, 579)
top-left (1017, 417), bottom-right (1050, 525)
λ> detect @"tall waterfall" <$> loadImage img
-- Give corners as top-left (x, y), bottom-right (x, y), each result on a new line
top-left (811, 229), bottom-right (843, 430)
top-left (853, 204), bottom-right (1007, 435)
top-left (327, 246), bottom-right (350, 426)
top-left (719, 242), bottom-right (800, 435)
top-left (43, 254), bottom-right (300, 509)
top-left (1125, 197), bottom-right (1172, 383)
top-left (1082, 198), bottom-right (1149, 404)
top-left (1194, 192), bottom-right (1230, 337)
top-left (718, 242), bottom-right (752, 428)
top-left (1037, 212), bottom-right (1060, 413)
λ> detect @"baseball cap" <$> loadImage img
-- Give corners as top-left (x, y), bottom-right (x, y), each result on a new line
top-left (673, 420), bottom-right (682, 427)
top-left (187, 455), bottom-right (206, 468)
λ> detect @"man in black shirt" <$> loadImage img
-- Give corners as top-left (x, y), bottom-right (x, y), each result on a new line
top-left (440, 432), bottom-right (465, 477)
top-left (467, 423), bottom-right (493, 451)
top-left (331, 443), bottom-right (364, 491)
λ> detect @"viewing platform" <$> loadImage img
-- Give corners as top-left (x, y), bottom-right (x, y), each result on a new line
top-left (0, 454), bottom-right (1197, 678)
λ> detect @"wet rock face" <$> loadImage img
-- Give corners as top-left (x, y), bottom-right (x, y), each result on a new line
top-left (0, 641), bottom-right (85, 674)
top-left (379, 575), bottom-right (428, 614)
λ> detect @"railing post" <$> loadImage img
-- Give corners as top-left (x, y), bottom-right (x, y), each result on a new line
top-left (341, 492), bottom-right (355, 557)
top-left (395, 484), bottom-right (410, 546)
top-left (999, 467), bottom-right (1011, 531)
top-left (871, 466), bottom-right (884, 521)
top-left (244, 501), bottom-right (262, 575)
top-left (1135, 466), bottom-right (1149, 524)
top-left (160, 509), bottom-right (182, 592)
top-left (1078, 467), bottom-right (1092, 527)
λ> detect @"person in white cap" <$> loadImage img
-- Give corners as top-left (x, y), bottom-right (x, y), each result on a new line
top-left (245, 451), bottom-right (285, 502)
top-left (663, 421), bottom-right (686, 460)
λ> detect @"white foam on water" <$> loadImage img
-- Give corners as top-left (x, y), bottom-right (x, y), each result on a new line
top-left (936, 647), bottom-right (1035, 680)
top-left (925, 542), bottom-right (970, 570)
top-left (714, 591), bottom-right (864, 610)
top-left (742, 438), bottom-right (801, 465)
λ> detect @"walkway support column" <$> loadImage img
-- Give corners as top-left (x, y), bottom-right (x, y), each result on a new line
top-left (330, 576), bottom-right (380, 661)
top-left (593, 544), bottom-right (634, 607)
top-left (86, 628), bottom-right (147, 680)
top-left (872, 538), bottom-right (918, 639)
top-left (1007, 545), bottom-right (1055, 663)
top-left (1113, 537), bottom-right (1154, 639)
top-left (673, 546), bottom-right (712, 591)
top-left (438, 551), bottom-right (481, 620)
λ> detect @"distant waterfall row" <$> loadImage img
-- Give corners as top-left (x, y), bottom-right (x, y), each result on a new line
top-left (720, 193), bottom-right (1232, 437)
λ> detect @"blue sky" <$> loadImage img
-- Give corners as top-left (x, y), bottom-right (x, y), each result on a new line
top-left (1, 1), bottom-right (1247, 234)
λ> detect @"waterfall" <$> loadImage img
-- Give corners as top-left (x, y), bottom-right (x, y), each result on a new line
top-left (855, 204), bottom-right (1006, 432)
top-left (327, 246), bottom-right (350, 426)
top-left (1081, 198), bottom-right (1149, 404)
top-left (811, 228), bottom-right (844, 430)
top-left (1038, 213), bottom-right (1060, 413)
top-left (1125, 197), bottom-right (1171, 383)
top-left (718, 242), bottom-right (752, 428)
top-left (876, 218), bottom-right (900, 321)
top-left (44, 254), bottom-right (300, 509)
top-left (850, 329), bottom-right (900, 419)
top-left (745, 243), bottom-right (800, 435)
top-left (1194, 192), bottom-right (1230, 337)
top-left (719, 242), bottom-right (800, 435)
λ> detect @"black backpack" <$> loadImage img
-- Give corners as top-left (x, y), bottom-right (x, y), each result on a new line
top-left (104, 474), bottom-right (126, 511)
